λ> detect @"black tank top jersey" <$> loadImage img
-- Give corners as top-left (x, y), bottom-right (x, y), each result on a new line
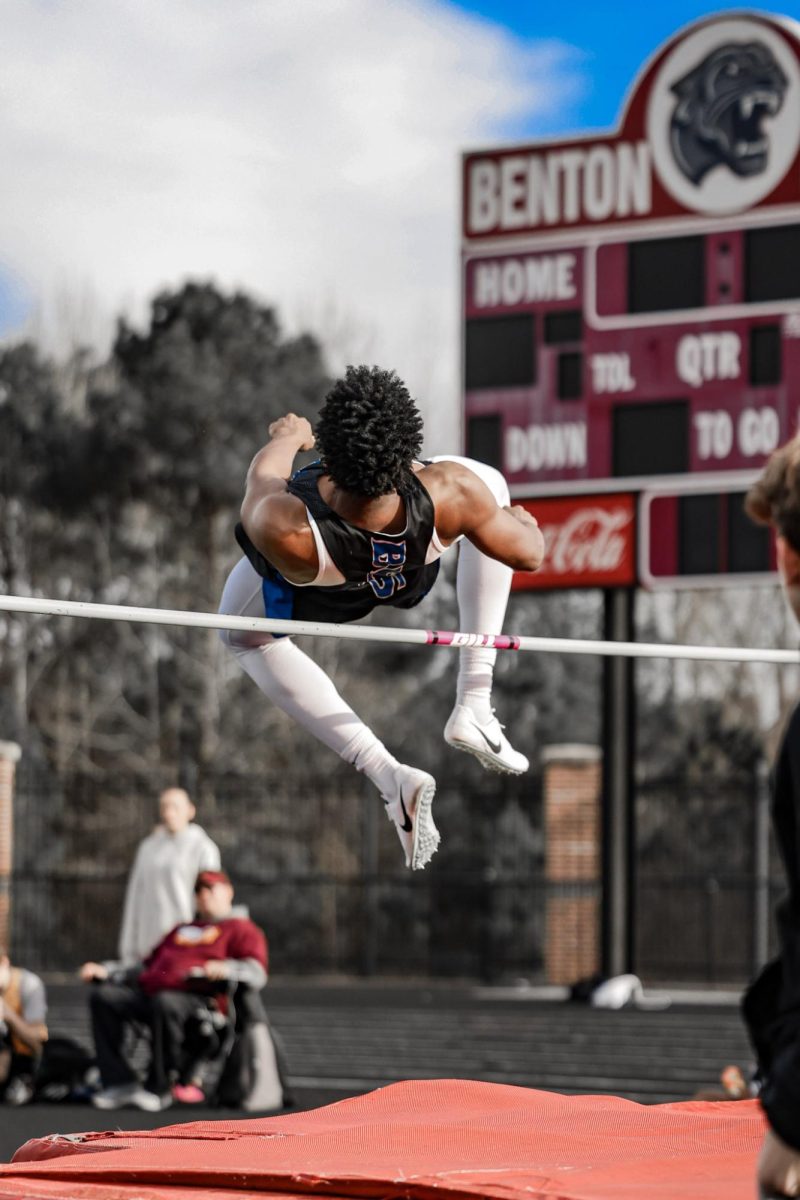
top-left (234, 462), bottom-right (441, 623)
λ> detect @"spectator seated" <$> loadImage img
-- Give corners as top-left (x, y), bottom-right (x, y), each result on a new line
top-left (0, 947), bottom-right (48, 1107)
top-left (80, 870), bottom-right (284, 1111)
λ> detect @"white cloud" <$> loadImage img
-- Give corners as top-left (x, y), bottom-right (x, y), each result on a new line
top-left (0, 0), bottom-right (582, 448)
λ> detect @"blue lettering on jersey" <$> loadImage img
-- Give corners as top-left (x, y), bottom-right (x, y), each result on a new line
top-left (368, 539), bottom-right (407, 599)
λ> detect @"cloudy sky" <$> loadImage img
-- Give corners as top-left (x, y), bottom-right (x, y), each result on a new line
top-left (3, 0), bottom-right (800, 449)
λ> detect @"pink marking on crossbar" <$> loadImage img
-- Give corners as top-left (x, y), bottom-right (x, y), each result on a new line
top-left (494, 634), bottom-right (521, 650)
top-left (425, 631), bottom-right (521, 650)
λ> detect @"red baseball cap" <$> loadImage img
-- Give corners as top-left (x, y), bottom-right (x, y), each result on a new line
top-left (195, 869), bottom-right (232, 891)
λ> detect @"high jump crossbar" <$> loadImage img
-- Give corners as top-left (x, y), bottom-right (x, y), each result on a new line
top-left (0, 593), bottom-right (798, 665)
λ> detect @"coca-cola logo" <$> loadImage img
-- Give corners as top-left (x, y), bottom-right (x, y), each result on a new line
top-left (540, 507), bottom-right (633, 576)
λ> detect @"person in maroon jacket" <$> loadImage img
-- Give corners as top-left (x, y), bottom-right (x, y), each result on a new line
top-left (80, 870), bottom-right (267, 1111)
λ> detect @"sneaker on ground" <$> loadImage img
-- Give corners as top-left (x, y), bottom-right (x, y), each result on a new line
top-left (127, 1085), bottom-right (172, 1112)
top-left (172, 1082), bottom-right (205, 1104)
top-left (382, 766), bottom-right (439, 870)
top-left (4, 1075), bottom-right (34, 1106)
top-left (444, 705), bottom-right (529, 775)
top-left (91, 1082), bottom-right (142, 1110)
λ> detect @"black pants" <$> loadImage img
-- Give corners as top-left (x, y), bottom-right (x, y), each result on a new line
top-left (743, 700), bottom-right (800, 1148)
top-left (89, 983), bottom-right (213, 1094)
top-left (0, 1038), bottom-right (35, 1098)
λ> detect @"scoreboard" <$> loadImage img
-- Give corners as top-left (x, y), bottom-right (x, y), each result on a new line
top-left (462, 11), bottom-right (800, 588)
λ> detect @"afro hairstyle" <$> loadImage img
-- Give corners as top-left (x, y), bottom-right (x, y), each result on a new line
top-left (315, 365), bottom-right (424, 498)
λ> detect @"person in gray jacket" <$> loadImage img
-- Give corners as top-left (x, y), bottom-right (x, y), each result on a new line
top-left (118, 788), bottom-right (220, 965)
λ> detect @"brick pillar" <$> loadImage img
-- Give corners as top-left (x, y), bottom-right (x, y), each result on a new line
top-left (0, 741), bottom-right (21, 952)
top-left (543, 744), bottom-right (601, 985)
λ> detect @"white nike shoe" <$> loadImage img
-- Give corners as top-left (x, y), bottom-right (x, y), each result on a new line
top-left (382, 766), bottom-right (439, 870)
top-left (91, 1082), bottom-right (141, 1110)
top-left (127, 1085), bottom-right (172, 1112)
top-left (444, 705), bottom-right (529, 775)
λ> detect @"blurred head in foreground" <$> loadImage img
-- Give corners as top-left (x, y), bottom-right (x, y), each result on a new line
top-left (746, 434), bottom-right (800, 611)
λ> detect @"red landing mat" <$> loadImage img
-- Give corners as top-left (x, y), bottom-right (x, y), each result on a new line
top-left (0, 1079), bottom-right (765, 1200)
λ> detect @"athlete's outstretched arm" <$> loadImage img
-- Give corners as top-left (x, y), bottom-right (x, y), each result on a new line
top-left (239, 413), bottom-right (318, 582)
top-left (242, 414), bottom-right (315, 503)
top-left (442, 465), bottom-right (544, 572)
top-left (466, 499), bottom-right (545, 572)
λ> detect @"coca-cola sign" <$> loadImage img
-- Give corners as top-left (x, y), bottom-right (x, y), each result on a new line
top-left (512, 494), bottom-right (636, 590)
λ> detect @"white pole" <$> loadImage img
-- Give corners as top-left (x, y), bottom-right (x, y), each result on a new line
top-left (0, 592), bottom-right (798, 665)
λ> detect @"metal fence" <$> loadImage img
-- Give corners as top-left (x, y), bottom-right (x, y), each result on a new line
top-left (9, 759), bottom-right (785, 985)
top-left (633, 767), bottom-right (782, 983)
top-left (9, 764), bottom-right (556, 981)
top-left (10, 870), bottom-right (568, 980)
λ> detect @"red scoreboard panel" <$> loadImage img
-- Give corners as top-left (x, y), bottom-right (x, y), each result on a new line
top-left (639, 483), bottom-right (776, 589)
top-left (462, 11), bottom-right (800, 588)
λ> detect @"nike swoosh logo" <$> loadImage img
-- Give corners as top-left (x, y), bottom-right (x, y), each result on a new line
top-left (398, 795), bottom-right (413, 832)
top-left (474, 724), bottom-right (502, 755)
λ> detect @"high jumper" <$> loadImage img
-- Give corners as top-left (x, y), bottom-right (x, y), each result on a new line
top-left (219, 365), bottom-right (544, 870)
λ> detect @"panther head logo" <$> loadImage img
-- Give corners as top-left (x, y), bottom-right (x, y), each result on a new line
top-left (669, 40), bottom-right (788, 185)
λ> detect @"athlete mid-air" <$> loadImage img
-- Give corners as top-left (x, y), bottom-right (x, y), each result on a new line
top-left (219, 365), bottom-right (544, 870)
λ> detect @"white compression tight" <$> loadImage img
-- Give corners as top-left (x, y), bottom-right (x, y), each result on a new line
top-left (218, 457), bottom-right (512, 794)
top-left (431, 456), bottom-right (513, 723)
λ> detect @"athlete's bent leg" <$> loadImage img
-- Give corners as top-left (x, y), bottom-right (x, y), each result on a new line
top-left (218, 558), bottom-right (439, 868)
top-left (432, 456), bottom-right (529, 775)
